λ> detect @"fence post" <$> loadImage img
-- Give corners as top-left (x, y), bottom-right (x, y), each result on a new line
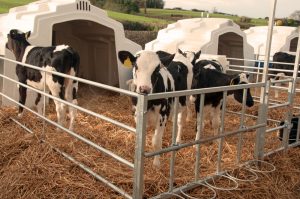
top-left (254, 0), bottom-right (277, 160)
top-left (282, 30), bottom-right (300, 149)
top-left (133, 94), bottom-right (148, 199)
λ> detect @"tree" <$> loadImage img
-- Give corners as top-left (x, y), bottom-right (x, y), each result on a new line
top-left (211, 7), bottom-right (217, 14)
top-left (289, 10), bottom-right (300, 21)
top-left (143, 0), bottom-right (147, 14)
top-left (146, 0), bottom-right (164, 9)
top-left (102, 0), bottom-right (140, 13)
top-left (90, 0), bottom-right (105, 7)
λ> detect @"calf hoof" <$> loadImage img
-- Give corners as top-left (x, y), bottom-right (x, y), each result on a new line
top-left (68, 126), bottom-right (74, 132)
top-left (18, 113), bottom-right (23, 118)
top-left (153, 158), bottom-right (160, 168)
top-left (175, 138), bottom-right (182, 144)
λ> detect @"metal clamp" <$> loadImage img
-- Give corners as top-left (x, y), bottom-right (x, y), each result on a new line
top-left (180, 183), bottom-right (217, 199)
top-left (203, 174), bottom-right (239, 191)
top-left (244, 159), bottom-right (276, 173)
top-left (225, 165), bottom-right (258, 182)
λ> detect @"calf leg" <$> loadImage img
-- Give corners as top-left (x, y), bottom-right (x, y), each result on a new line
top-left (65, 81), bottom-right (78, 131)
top-left (274, 82), bottom-right (282, 98)
top-left (18, 84), bottom-right (27, 117)
top-left (152, 115), bottom-right (167, 167)
top-left (186, 97), bottom-right (193, 122)
top-left (176, 105), bottom-right (187, 144)
top-left (35, 93), bottom-right (43, 115)
top-left (210, 105), bottom-right (221, 136)
top-left (194, 98), bottom-right (204, 143)
top-left (195, 112), bottom-right (205, 142)
top-left (48, 84), bottom-right (66, 129)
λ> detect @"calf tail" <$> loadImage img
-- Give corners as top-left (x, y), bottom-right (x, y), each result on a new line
top-left (66, 47), bottom-right (80, 77)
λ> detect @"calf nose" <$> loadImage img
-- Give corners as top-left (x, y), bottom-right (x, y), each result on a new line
top-left (139, 85), bottom-right (151, 94)
top-left (247, 100), bottom-right (254, 107)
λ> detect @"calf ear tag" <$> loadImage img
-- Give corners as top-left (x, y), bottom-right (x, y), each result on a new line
top-left (123, 57), bottom-right (133, 68)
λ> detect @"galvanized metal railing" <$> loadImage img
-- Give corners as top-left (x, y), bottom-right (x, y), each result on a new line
top-left (1, 1), bottom-right (300, 198)
top-left (0, 53), bottom-right (273, 199)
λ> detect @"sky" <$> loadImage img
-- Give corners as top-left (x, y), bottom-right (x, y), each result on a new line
top-left (164, 0), bottom-right (299, 18)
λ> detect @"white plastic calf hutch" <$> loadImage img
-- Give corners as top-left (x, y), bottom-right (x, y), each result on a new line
top-left (145, 18), bottom-right (255, 69)
top-left (244, 26), bottom-right (299, 60)
top-left (0, 0), bottom-right (141, 106)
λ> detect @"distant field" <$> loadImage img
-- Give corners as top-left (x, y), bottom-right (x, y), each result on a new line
top-left (143, 8), bottom-right (267, 26)
top-left (0, 1), bottom-right (267, 27)
top-left (0, 0), bottom-right (36, 13)
top-left (107, 10), bottom-right (170, 25)
top-left (145, 8), bottom-right (239, 20)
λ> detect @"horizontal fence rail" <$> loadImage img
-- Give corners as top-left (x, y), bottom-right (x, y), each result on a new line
top-left (0, 56), bottom-right (139, 97)
top-left (1, 42), bottom-right (300, 198)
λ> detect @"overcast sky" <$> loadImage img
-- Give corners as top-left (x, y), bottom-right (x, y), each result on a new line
top-left (164, 0), bottom-right (299, 18)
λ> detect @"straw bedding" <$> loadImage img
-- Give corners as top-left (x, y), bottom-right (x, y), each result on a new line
top-left (0, 85), bottom-right (300, 199)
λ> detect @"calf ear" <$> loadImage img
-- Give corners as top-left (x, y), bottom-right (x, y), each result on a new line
top-left (160, 53), bottom-right (175, 67)
top-left (118, 51), bottom-right (136, 68)
top-left (156, 50), bottom-right (171, 59)
top-left (25, 31), bottom-right (31, 39)
top-left (192, 50), bottom-right (201, 65)
top-left (178, 48), bottom-right (184, 55)
top-left (230, 75), bottom-right (240, 85)
top-left (195, 50), bottom-right (201, 60)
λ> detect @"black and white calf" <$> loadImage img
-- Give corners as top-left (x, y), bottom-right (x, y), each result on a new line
top-left (6, 29), bottom-right (80, 130)
top-left (191, 60), bottom-right (254, 138)
top-left (271, 52), bottom-right (297, 98)
top-left (272, 52), bottom-right (297, 77)
top-left (157, 49), bottom-right (195, 143)
top-left (118, 50), bottom-right (175, 167)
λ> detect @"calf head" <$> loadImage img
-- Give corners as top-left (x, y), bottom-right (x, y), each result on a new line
top-left (156, 49), bottom-right (201, 67)
top-left (6, 29), bottom-right (31, 60)
top-left (181, 50), bottom-right (201, 66)
top-left (118, 50), bottom-right (175, 94)
top-left (230, 73), bottom-right (254, 107)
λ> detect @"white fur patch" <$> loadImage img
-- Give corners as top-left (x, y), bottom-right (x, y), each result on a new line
top-left (159, 67), bottom-right (175, 92)
top-left (22, 46), bottom-right (35, 63)
top-left (204, 64), bottom-right (216, 70)
top-left (275, 72), bottom-right (285, 79)
top-left (239, 73), bottom-right (249, 83)
top-left (54, 45), bottom-right (69, 53)
top-left (183, 51), bottom-right (196, 63)
top-left (133, 51), bottom-right (161, 94)
top-left (26, 66), bottom-right (61, 94)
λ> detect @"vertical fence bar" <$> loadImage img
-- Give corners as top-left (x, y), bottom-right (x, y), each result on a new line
top-left (216, 91), bottom-right (227, 173)
top-left (296, 114), bottom-right (300, 143)
top-left (255, 53), bottom-right (261, 96)
top-left (236, 88), bottom-right (247, 164)
top-left (42, 70), bottom-right (46, 141)
top-left (169, 97), bottom-right (179, 192)
top-left (254, 0), bottom-right (277, 160)
top-left (282, 30), bottom-right (300, 149)
top-left (133, 94), bottom-right (148, 199)
top-left (282, 81), bottom-right (294, 149)
top-left (195, 94), bottom-right (205, 181)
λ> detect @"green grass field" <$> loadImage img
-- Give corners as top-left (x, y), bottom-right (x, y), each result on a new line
top-left (107, 10), bottom-right (170, 25)
top-left (0, 1), bottom-right (267, 27)
top-left (0, 0), bottom-right (36, 13)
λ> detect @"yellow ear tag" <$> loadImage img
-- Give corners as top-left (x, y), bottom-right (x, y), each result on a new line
top-left (123, 57), bottom-right (133, 68)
